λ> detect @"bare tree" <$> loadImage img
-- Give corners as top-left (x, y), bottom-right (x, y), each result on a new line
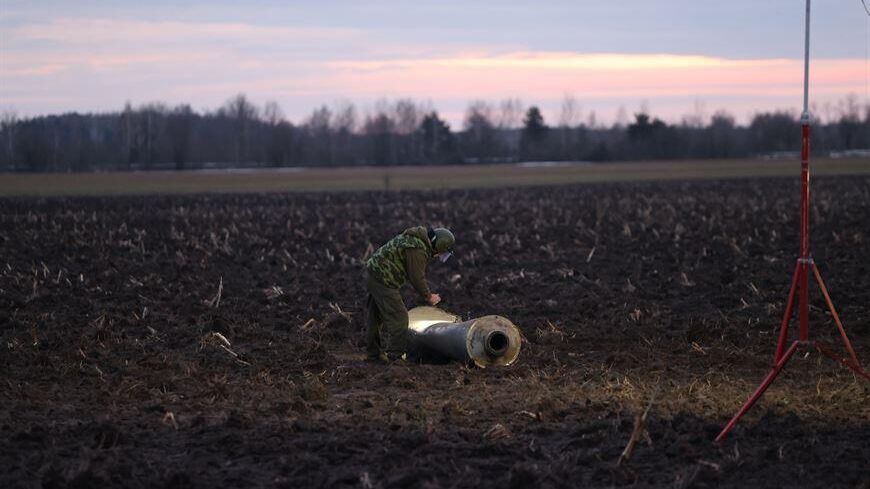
top-left (364, 110), bottom-right (396, 165)
top-left (558, 94), bottom-right (581, 159)
top-left (682, 99), bottom-right (707, 128)
top-left (306, 105), bottom-right (333, 165)
top-left (558, 95), bottom-right (581, 128)
top-left (835, 94), bottom-right (863, 148)
top-left (1, 109), bottom-right (18, 170)
top-left (119, 102), bottom-right (134, 169)
top-left (329, 100), bottom-right (358, 165)
top-left (586, 110), bottom-right (598, 129)
top-left (496, 98), bottom-right (524, 129)
top-left (260, 101), bottom-right (290, 167)
top-left (307, 105), bottom-right (332, 131)
top-left (614, 105), bottom-right (629, 128)
top-left (6, 93), bottom-right (869, 171)
top-left (168, 104), bottom-right (194, 169)
top-left (393, 99), bottom-right (423, 135)
top-left (706, 110), bottom-right (737, 158)
top-left (262, 100), bottom-right (292, 166)
top-left (465, 100), bottom-right (494, 131)
top-left (331, 100), bottom-right (358, 134)
top-left (837, 94), bottom-right (861, 121)
top-left (463, 100), bottom-right (497, 161)
top-left (222, 94), bottom-right (259, 164)
top-left (140, 102), bottom-right (168, 169)
top-left (639, 100), bottom-right (650, 117)
top-left (262, 100), bottom-right (285, 126)
top-left (393, 99), bottom-right (429, 163)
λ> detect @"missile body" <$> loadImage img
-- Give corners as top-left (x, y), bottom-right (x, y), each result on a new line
top-left (407, 306), bottom-right (522, 367)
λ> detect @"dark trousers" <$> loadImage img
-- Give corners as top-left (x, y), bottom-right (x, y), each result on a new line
top-left (366, 272), bottom-right (409, 358)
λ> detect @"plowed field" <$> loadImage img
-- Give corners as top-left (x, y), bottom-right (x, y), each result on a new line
top-left (2, 177), bottom-right (869, 488)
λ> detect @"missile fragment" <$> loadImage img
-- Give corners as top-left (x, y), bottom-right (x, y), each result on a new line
top-left (407, 306), bottom-right (522, 367)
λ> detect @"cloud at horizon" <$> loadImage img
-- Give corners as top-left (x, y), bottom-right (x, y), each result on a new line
top-left (1, 4), bottom-right (869, 126)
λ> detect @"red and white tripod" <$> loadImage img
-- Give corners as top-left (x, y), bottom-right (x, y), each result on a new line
top-left (715, 0), bottom-right (870, 443)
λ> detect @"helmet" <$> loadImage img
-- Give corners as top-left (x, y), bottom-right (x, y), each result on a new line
top-left (429, 227), bottom-right (455, 254)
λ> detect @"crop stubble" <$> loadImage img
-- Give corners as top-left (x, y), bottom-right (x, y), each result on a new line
top-left (1, 177), bottom-right (869, 488)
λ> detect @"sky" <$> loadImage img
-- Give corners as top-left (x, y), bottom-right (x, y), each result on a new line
top-left (1, 0), bottom-right (869, 127)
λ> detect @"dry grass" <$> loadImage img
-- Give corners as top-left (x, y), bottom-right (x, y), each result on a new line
top-left (1, 157), bottom-right (867, 197)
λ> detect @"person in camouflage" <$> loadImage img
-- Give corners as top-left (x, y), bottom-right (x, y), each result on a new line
top-left (365, 225), bottom-right (455, 362)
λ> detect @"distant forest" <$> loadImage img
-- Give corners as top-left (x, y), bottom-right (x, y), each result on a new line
top-left (1, 94), bottom-right (868, 172)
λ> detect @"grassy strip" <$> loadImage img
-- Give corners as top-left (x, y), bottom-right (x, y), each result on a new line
top-left (0, 158), bottom-right (867, 197)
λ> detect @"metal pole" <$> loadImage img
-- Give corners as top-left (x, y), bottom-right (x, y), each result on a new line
top-left (802, 0), bottom-right (811, 117)
top-left (798, 0), bottom-right (811, 341)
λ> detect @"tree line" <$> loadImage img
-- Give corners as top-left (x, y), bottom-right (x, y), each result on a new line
top-left (1, 94), bottom-right (868, 172)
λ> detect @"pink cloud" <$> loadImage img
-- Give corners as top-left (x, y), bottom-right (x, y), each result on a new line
top-left (323, 53), bottom-right (865, 100)
top-left (1, 37), bottom-right (866, 124)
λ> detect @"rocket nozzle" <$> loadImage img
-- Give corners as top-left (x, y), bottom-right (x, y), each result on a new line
top-left (485, 330), bottom-right (509, 357)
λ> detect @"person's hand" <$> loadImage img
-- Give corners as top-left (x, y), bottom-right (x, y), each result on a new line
top-left (428, 293), bottom-right (441, 306)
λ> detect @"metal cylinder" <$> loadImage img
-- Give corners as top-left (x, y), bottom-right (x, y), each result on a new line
top-left (407, 306), bottom-right (522, 367)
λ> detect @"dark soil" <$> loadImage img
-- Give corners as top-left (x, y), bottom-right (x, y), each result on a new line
top-left (2, 177), bottom-right (869, 488)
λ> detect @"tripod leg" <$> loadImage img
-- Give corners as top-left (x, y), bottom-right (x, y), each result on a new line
top-left (799, 262), bottom-right (810, 341)
top-left (775, 262), bottom-right (801, 363)
top-left (715, 340), bottom-right (800, 443)
top-left (811, 263), bottom-right (860, 368)
top-left (815, 342), bottom-right (870, 381)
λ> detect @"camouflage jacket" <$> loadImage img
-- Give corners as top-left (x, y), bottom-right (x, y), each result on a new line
top-left (366, 226), bottom-right (434, 297)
